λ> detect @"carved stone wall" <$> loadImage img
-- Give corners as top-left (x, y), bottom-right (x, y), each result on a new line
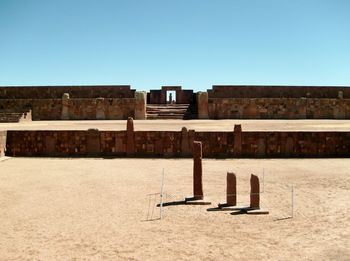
top-left (5, 129), bottom-right (350, 158)
top-left (208, 98), bottom-right (350, 119)
top-left (0, 85), bottom-right (135, 99)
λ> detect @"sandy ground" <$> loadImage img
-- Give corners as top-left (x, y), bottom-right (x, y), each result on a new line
top-left (1, 119), bottom-right (350, 131)
top-left (0, 158), bottom-right (349, 260)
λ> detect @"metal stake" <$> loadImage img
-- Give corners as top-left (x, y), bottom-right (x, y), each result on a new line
top-left (160, 168), bottom-right (165, 220)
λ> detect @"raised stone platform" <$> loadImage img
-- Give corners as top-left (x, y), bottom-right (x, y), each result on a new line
top-left (1, 119), bottom-right (350, 131)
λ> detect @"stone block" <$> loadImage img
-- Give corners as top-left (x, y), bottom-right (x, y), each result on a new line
top-left (126, 117), bottom-right (135, 156)
top-left (197, 92), bottom-right (209, 119)
top-left (226, 172), bottom-right (236, 206)
top-left (135, 91), bottom-right (146, 120)
top-left (193, 141), bottom-right (203, 199)
top-left (181, 127), bottom-right (191, 156)
top-left (233, 124), bottom-right (242, 156)
top-left (250, 174), bottom-right (260, 208)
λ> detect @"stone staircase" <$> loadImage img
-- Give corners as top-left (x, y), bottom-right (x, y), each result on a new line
top-left (146, 104), bottom-right (197, 119)
top-left (0, 110), bottom-right (32, 123)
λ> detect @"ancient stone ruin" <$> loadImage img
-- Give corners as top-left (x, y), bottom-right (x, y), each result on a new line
top-left (185, 141), bottom-right (211, 205)
top-left (218, 172), bottom-right (237, 209)
top-left (1, 85), bottom-right (350, 159)
top-left (250, 174), bottom-right (260, 209)
top-left (193, 141), bottom-right (203, 200)
top-left (226, 172), bottom-right (237, 206)
top-left (126, 117), bottom-right (135, 156)
top-left (1, 85), bottom-right (350, 122)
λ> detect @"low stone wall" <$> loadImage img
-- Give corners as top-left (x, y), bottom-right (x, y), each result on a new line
top-left (208, 98), bottom-right (350, 119)
top-left (5, 128), bottom-right (350, 158)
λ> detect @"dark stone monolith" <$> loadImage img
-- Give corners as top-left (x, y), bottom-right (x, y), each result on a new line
top-left (193, 141), bottom-right (203, 199)
top-left (250, 174), bottom-right (260, 208)
top-left (233, 124), bottom-right (242, 156)
top-left (181, 127), bottom-right (191, 157)
top-left (61, 93), bottom-right (70, 120)
top-left (126, 117), bottom-right (134, 156)
top-left (87, 128), bottom-right (100, 156)
top-left (227, 172), bottom-right (237, 206)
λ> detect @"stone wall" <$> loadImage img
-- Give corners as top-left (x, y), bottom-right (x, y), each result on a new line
top-left (207, 98), bottom-right (350, 119)
top-left (209, 85), bottom-right (350, 98)
top-left (52, 98), bottom-right (135, 120)
top-left (0, 98), bottom-right (138, 120)
top-left (0, 85), bottom-right (135, 99)
top-left (5, 129), bottom-right (350, 158)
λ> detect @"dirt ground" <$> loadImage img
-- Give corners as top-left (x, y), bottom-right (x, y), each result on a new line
top-left (0, 157), bottom-right (349, 260)
top-left (1, 119), bottom-right (350, 131)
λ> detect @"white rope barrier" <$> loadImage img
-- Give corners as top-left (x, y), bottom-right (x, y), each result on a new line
top-left (146, 168), bottom-right (297, 221)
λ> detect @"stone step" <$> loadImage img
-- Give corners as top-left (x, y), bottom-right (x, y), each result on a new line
top-left (146, 114), bottom-right (184, 119)
top-left (146, 104), bottom-right (196, 120)
top-left (147, 103), bottom-right (190, 106)
top-left (0, 111), bottom-right (31, 123)
top-left (146, 110), bottom-right (188, 114)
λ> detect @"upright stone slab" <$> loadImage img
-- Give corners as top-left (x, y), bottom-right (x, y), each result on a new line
top-left (218, 172), bottom-right (237, 209)
top-left (96, 97), bottom-right (106, 120)
top-left (181, 127), bottom-right (191, 157)
top-left (45, 135), bottom-right (56, 155)
top-left (126, 117), bottom-right (135, 156)
top-left (185, 141), bottom-right (210, 205)
top-left (61, 93), bottom-right (70, 120)
top-left (0, 131), bottom-right (6, 157)
top-left (135, 91), bottom-right (147, 120)
top-left (338, 91), bottom-right (343, 99)
top-left (188, 129), bottom-right (196, 152)
top-left (226, 172), bottom-right (237, 206)
top-left (197, 92), bottom-right (209, 119)
top-left (250, 174), bottom-right (260, 209)
top-left (193, 141), bottom-right (203, 199)
top-left (233, 124), bottom-right (242, 156)
top-left (257, 138), bottom-right (266, 157)
top-left (87, 128), bottom-right (101, 156)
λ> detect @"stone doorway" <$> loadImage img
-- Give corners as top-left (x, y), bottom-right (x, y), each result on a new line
top-left (166, 90), bottom-right (176, 104)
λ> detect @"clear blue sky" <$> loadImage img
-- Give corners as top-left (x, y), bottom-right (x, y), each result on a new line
top-left (0, 0), bottom-right (349, 91)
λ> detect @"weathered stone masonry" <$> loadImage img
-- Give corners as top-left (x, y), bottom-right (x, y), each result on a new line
top-left (0, 86), bottom-right (145, 120)
top-left (5, 129), bottom-right (350, 158)
top-left (2, 85), bottom-right (350, 121)
top-left (206, 86), bottom-right (350, 119)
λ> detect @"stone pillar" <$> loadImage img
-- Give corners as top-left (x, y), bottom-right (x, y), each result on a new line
top-left (188, 129), bottom-right (196, 153)
top-left (197, 92), bottom-right (209, 119)
top-left (96, 97), bottom-right (106, 120)
top-left (227, 172), bottom-right (237, 206)
top-left (181, 127), bottom-right (191, 157)
top-left (338, 91), bottom-right (343, 99)
top-left (193, 141), bottom-right (203, 199)
top-left (233, 124), bottom-right (242, 156)
top-left (87, 128), bottom-right (101, 156)
top-left (135, 91), bottom-right (147, 120)
top-left (0, 131), bottom-right (6, 157)
top-left (61, 93), bottom-right (70, 120)
top-left (257, 137), bottom-right (266, 157)
top-left (126, 117), bottom-right (135, 156)
top-left (250, 174), bottom-right (260, 208)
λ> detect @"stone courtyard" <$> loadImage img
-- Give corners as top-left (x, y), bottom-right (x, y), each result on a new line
top-left (0, 157), bottom-right (349, 260)
top-left (0, 85), bottom-right (349, 260)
